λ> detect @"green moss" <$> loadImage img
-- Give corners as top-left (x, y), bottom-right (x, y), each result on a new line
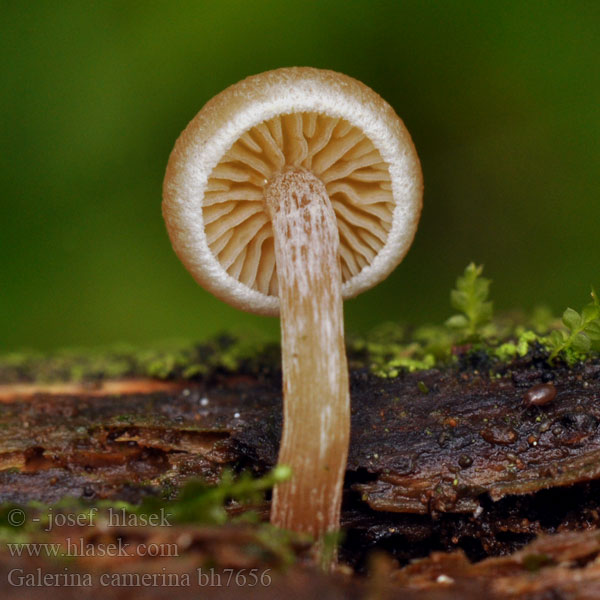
top-left (493, 330), bottom-right (539, 361)
top-left (545, 288), bottom-right (600, 365)
top-left (351, 323), bottom-right (437, 378)
top-left (0, 332), bottom-right (279, 384)
top-left (446, 263), bottom-right (493, 340)
top-left (0, 466), bottom-right (292, 543)
top-left (1, 265), bottom-right (598, 383)
top-left (354, 266), bottom-right (599, 376)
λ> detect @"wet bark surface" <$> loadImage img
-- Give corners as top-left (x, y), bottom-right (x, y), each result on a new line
top-left (1, 347), bottom-right (600, 597)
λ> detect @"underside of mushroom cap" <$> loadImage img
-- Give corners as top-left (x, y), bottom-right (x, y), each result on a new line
top-left (163, 67), bottom-right (423, 316)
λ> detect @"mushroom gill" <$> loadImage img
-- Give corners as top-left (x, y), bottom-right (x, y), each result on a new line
top-left (203, 112), bottom-right (394, 295)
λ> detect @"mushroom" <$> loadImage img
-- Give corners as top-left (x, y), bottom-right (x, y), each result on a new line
top-left (162, 67), bottom-right (422, 544)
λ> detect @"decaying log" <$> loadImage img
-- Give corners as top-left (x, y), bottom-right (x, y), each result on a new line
top-left (1, 345), bottom-right (600, 597)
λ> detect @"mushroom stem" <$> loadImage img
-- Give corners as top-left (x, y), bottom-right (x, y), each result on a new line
top-left (264, 167), bottom-right (350, 543)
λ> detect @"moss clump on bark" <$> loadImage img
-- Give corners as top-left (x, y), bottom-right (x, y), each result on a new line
top-left (1, 264), bottom-right (598, 384)
top-left (0, 334), bottom-right (281, 384)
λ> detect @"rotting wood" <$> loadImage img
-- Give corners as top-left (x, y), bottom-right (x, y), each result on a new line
top-left (1, 346), bottom-right (600, 595)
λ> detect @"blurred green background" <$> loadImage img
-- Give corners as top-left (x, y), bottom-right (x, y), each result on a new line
top-left (1, 1), bottom-right (598, 352)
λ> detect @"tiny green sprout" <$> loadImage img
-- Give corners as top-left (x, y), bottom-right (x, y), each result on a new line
top-left (136, 465), bottom-right (292, 526)
top-left (417, 381), bottom-right (429, 394)
top-left (547, 287), bottom-right (600, 364)
top-left (446, 263), bottom-right (493, 340)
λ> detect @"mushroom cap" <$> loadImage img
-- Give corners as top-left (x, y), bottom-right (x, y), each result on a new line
top-left (163, 67), bottom-right (423, 316)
